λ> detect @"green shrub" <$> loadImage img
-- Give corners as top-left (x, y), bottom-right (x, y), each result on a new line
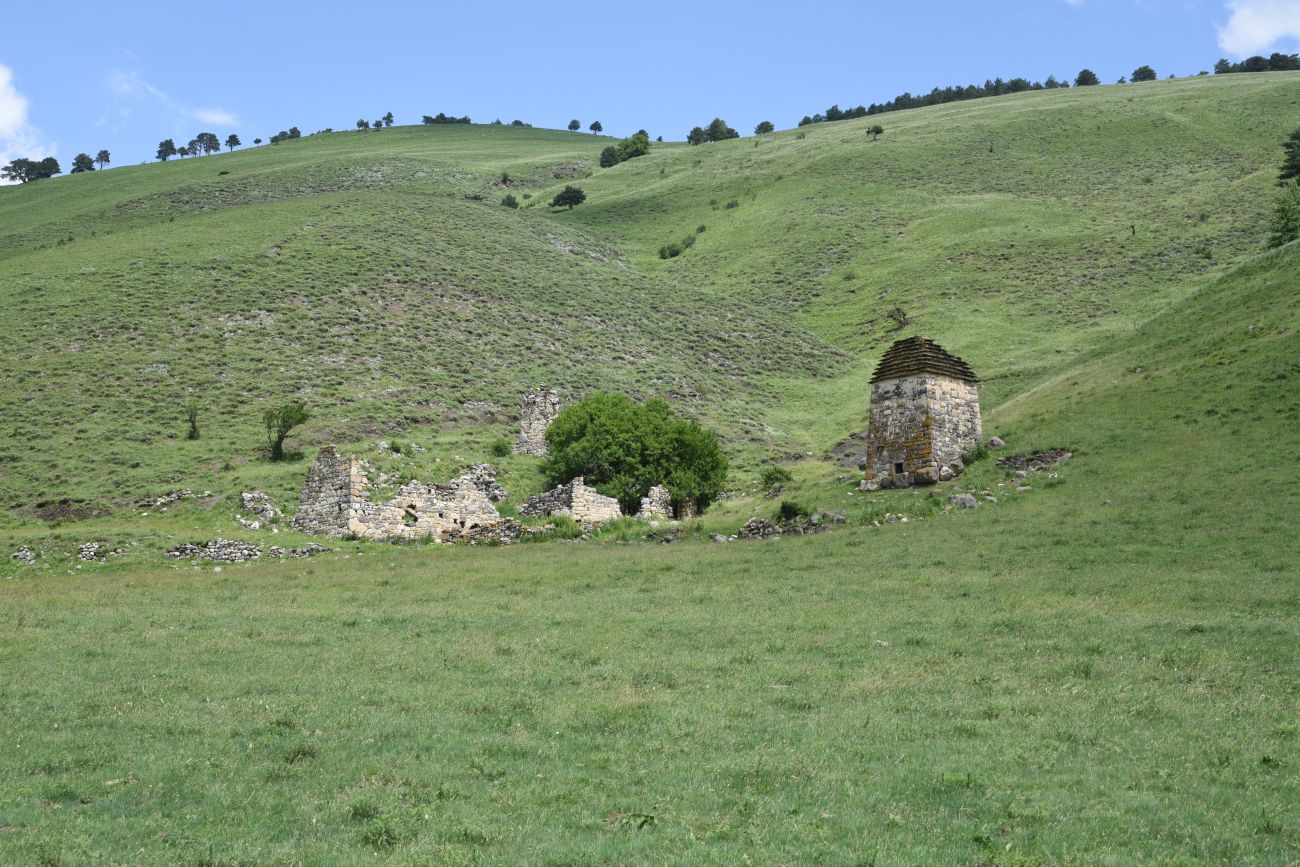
top-left (542, 392), bottom-right (728, 514)
top-left (776, 500), bottom-right (811, 522)
top-left (615, 132), bottom-right (652, 162)
top-left (962, 444), bottom-right (989, 465)
top-left (489, 437), bottom-right (512, 457)
top-left (501, 193), bottom-right (519, 209)
top-left (659, 243), bottom-right (682, 259)
top-left (760, 464), bottom-right (793, 489)
top-left (1268, 185), bottom-right (1300, 248)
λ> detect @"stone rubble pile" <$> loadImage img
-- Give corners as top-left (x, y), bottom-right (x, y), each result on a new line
top-left (141, 489), bottom-right (196, 509)
top-left (167, 539), bottom-right (264, 562)
top-left (738, 511), bottom-right (848, 540)
top-left (450, 464), bottom-right (508, 502)
top-left (996, 450), bottom-right (1072, 473)
top-left (10, 546), bottom-right (35, 565)
top-left (77, 542), bottom-right (104, 561)
top-left (265, 544), bottom-right (329, 559)
top-left (239, 491), bottom-right (281, 530)
top-left (167, 539), bottom-right (333, 562)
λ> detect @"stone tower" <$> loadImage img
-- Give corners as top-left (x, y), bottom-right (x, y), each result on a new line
top-left (863, 336), bottom-right (981, 489)
top-left (514, 386), bottom-right (562, 457)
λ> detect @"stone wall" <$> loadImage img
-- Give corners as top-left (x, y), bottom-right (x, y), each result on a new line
top-left (863, 375), bottom-right (981, 487)
top-left (515, 387), bottom-right (563, 457)
top-left (291, 446), bottom-right (362, 537)
top-left (635, 485), bottom-right (674, 520)
top-left (519, 476), bottom-right (623, 523)
top-left (292, 447), bottom-right (514, 542)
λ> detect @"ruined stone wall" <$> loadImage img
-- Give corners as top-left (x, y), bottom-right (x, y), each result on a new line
top-left (636, 485), bottom-right (674, 520)
top-left (292, 448), bottom-right (510, 542)
top-left (291, 446), bottom-right (365, 537)
top-left (515, 387), bottom-right (563, 457)
top-left (519, 476), bottom-right (623, 523)
top-left (864, 375), bottom-right (980, 486)
top-left (347, 481), bottom-right (504, 542)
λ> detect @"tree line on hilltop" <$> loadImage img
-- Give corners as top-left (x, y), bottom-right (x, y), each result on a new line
top-left (6, 55), bottom-right (1299, 183)
top-left (794, 57), bottom-right (1298, 129)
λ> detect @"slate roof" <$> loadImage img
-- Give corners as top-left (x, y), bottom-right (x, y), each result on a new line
top-left (870, 336), bottom-right (978, 384)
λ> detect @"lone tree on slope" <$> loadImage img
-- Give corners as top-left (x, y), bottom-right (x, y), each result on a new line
top-left (1280, 127), bottom-right (1300, 185)
top-left (1131, 65), bottom-right (1157, 82)
top-left (868, 124), bottom-right (884, 140)
top-left (70, 153), bottom-right (96, 173)
top-left (1074, 68), bottom-right (1100, 86)
top-left (225, 133), bottom-right (241, 151)
top-left (383, 111), bottom-right (394, 127)
top-left (356, 118), bottom-right (369, 131)
top-left (264, 402), bottom-right (309, 461)
top-left (549, 185), bottom-right (586, 209)
top-left (95, 149), bottom-right (111, 169)
top-left (156, 139), bottom-right (177, 161)
top-left (754, 120), bottom-right (775, 135)
top-left (590, 120), bottom-right (602, 134)
top-left (568, 119), bottom-right (581, 132)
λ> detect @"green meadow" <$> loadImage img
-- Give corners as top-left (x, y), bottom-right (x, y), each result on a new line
top-left (1, 73), bottom-right (1298, 863)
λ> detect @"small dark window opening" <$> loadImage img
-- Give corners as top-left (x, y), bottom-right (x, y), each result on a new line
top-left (893, 462), bottom-right (905, 474)
top-left (403, 505), bottom-right (418, 526)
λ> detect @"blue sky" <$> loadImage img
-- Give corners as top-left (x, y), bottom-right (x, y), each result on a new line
top-left (2, 0), bottom-right (1299, 170)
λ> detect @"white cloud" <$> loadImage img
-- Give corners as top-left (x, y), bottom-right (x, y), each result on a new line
top-left (0, 63), bottom-right (55, 180)
top-left (105, 68), bottom-right (239, 129)
top-left (1218, 0), bottom-right (1300, 56)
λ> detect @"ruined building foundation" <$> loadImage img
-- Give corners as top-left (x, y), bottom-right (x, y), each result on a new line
top-left (292, 447), bottom-right (518, 542)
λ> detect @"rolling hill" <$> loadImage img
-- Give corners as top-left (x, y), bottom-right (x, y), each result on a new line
top-left (0, 72), bottom-right (1297, 863)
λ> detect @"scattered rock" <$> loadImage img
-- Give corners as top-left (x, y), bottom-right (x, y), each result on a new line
top-left (938, 465), bottom-right (955, 482)
top-left (141, 489), bottom-right (192, 509)
top-left (77, 542), bottom-right (104, 561)
top-left (996, 449), bottom-right (1073, 473)
top-left (948, 494), bottom-right (979, 509)
top-left (710, 534), bottom-right (731, 544)
top-left (10, 546), bottom-right (35, 565)
top-left (988, 436), bottom-right (1006, 448)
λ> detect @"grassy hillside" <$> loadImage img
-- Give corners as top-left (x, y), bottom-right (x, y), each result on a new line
top-left (1, 73), bottom-right (1297, 531)
top-left (1, 239), bottom-right (1296, 863)
top-left (0, 73), bottom-right (1298, 863)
